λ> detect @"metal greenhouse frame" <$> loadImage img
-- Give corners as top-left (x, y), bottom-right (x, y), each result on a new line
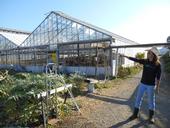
top-left (0, 11), bottom-right (138, 78)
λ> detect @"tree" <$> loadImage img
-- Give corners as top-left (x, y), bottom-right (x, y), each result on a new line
top-left (135, 52), bottom-right (145, 59)
top-left (167, 36), bottom-right (170, 43)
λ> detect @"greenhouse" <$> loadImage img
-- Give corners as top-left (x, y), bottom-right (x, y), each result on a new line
top-left (0, 11), bottom-right (138, 77)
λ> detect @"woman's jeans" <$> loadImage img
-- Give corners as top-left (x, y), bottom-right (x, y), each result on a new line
top-left (135, 83), bottom-right (155, 110)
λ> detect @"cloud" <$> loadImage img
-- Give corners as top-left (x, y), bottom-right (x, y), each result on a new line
top-left (113, 5), bottom-right (170, 44)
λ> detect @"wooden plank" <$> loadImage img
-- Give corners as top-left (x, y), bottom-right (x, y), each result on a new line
top-left (37, 84), bottom-right (72, 99)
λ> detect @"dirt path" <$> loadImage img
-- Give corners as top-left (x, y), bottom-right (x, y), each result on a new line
top-left (57, 71), bottom-right (170, 128)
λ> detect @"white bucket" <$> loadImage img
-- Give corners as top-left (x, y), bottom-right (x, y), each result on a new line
top-left (88, 83), bottom-right (95, 93)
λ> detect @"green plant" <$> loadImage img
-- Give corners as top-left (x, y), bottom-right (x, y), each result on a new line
top-left (95, 81), bottom-right (113, 89)
top-left (135, 52), bottom-right (145, 59)
top-left (117, 66), bottom-right (141, 78)
top-left (0, 71), bottom-right (69, 127)
top-left (58, 103), bottom-right (71, 119)
top-left (117, 66), bottom-right (130, 78)
top-left (66, 73), bottom-right (86, 96)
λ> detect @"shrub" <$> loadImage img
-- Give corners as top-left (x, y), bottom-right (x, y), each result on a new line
top-left (66, 73), bottom-right (86, 96)
top-left (135, 52), bottom-right (145, 59)
top-left (117, 66), bottom-right (141, 78)
top-left (0, 71), bottom-right (69, 127)
top-left (117, 66), bottom-right (129, 78)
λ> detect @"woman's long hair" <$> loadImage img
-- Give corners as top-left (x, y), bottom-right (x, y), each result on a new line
top-left (152, 52), bottom-right (160, 65)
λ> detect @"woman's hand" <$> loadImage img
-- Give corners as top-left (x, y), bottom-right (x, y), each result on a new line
top-left (155, 85), bottom-right (159, 94)
top-left (155, 80), bottom-right (160, 94)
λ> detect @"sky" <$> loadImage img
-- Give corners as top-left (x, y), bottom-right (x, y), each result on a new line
top-left (1, 0), bottom-right (170, 44)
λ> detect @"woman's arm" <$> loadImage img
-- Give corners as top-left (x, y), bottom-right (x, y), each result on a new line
top-left (120, 54), bottom-right (129, 58)
top-left (120, 54), bottom-right (145, 64)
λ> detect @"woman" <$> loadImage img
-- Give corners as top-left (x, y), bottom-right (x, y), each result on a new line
top-left (121, 47), bottom-right (161, 124)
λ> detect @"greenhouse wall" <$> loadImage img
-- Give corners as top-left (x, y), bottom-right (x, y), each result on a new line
top-left (59, 66), bottom-right (113, 76)
top-left (25, 66), bottom-right (45, 73)
top-left (0, 64), bottom-right (44, 73)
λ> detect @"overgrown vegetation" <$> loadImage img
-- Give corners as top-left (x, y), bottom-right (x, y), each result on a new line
top-left (117, 65), bottom-right (141, 78)
top-left (65, 73), bottom-right (86, 96)
top-left (0, 52), bottom-right (145, 126)
top-left (60, 54), bottom-right (107, 67)
top-left (94, 52), bottom-right (144, 89)
top-left (0, 70), bottom-right (75, 127)
top-left (117, 52), bottom-right (144, 78)
top-left (162, 52), bottom-right (170, 73)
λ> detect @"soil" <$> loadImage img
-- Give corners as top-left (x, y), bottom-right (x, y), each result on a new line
top-left (52, 63), bottom-right (170, 128)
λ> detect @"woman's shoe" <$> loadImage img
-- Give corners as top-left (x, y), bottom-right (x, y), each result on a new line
top-left (148, 117), bottom-right (155, 124)
top-left (148, 110), bottom-right (155, 124)
top-left (128, 107), bottom-right (139, 121)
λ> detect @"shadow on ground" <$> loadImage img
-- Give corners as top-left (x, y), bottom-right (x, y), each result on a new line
top-left (87, 73), bottom-right (170, 128)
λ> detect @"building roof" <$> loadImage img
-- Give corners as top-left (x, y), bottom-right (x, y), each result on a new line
top-left (53, 11), bottom-right (138, 45)
top-left (0, 27), bottom-right (30, 45)
top-left (0, 27), bottom-right (30, 35)
top-left (1, 11), bottom-right (138, 48)
top-left (0, 34), bottom-right (18, 50)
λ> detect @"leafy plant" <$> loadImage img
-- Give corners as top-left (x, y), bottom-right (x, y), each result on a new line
top-left (66, 73), bottom-right (86, 96)
top-left (135, 52), bottom-right (145, 59)
top-left (117, 65), bottom-right (141, 78)
top-left (0, 71), bottom-right (70, 127)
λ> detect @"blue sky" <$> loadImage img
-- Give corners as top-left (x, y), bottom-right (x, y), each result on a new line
top-left (1, 0), bottom-right (170, 43)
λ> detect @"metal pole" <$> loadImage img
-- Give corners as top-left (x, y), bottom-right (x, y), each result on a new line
top-left (108, 42), bottom-right (170, 49)
top-left (109, 47), bottom-right (113, 77)
top-left (56, 46), bottom-right (59, 74)
top-left (41, 98), bottom-right (47, 128)
top-left (95, 45), bottom-right (98, 79)
top-left (115, 48), bottom-right (119, 78)
top-left (34, 48), bottom-right (36, 66)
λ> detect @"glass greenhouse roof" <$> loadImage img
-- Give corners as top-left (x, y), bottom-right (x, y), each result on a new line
top-left (20, 11), bottom-right (113, 47)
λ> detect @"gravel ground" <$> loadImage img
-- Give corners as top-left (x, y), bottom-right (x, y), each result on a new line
top-left (55, 65), bottom-right (170, 128)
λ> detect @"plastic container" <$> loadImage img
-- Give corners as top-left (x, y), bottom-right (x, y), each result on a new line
top-left (88, 83), bottom-right (95, 93)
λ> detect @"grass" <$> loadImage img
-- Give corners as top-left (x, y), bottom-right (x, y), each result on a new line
top-left (95, 78), bottom-right (122, 89)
